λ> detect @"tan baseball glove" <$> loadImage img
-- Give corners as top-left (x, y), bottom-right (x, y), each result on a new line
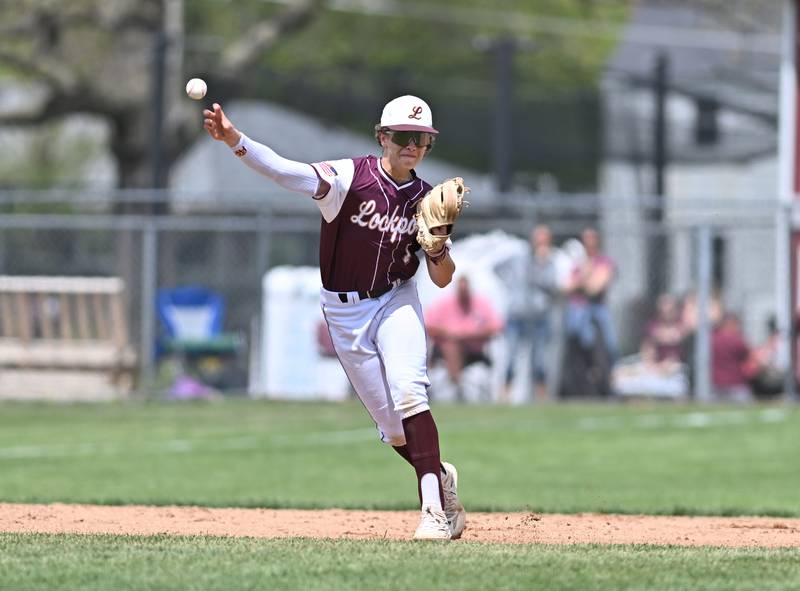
top-left (415, 177), bottom-right (470, 256)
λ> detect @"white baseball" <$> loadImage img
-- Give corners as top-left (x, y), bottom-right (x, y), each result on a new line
top-left (185, 78), bottom-right (207, 100)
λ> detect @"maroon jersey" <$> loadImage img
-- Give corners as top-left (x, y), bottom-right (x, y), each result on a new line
top-left (311, 155), bottom-right (431, 292)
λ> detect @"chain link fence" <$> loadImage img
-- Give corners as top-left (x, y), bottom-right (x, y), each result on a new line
top-left (0, 189), bottom-right (792, 401)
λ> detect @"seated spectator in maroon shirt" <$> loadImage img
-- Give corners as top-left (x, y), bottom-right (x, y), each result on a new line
top-left (642, 293), bottom-right (687, 368)
top-left (711, 312), bottom-right (753, 403)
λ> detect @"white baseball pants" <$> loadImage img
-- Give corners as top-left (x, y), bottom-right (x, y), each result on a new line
top-left (320, 279), bottom-right (431, 446)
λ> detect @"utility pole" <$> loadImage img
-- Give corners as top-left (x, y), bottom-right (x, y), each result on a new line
top-left (473, 35), bottom-right (537, 196)
top-left (150, 30), bottom-right (168, 193)
top-left (648, 51), bottom-right (669, 301)
top-left (778, 0), bottom-right (799, 400)
top-left (492, 36), bottom-right (515, 194)
top-left (150, 0), bottom-right (184, 197)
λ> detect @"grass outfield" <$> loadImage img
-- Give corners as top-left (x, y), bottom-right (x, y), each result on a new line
top-left (2, 400), bottom-right (798, 591)
top-left (1, 534), bottom-right (798, 591)
top-left (0, 399), bottom-right (797, 516)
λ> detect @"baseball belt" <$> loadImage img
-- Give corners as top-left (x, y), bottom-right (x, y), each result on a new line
top-left (337, 280), bottom-right (402, 303)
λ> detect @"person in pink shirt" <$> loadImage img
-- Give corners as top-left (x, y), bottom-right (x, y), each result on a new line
top-left (560, 227), bottom-right (617, 399)
top-left (425, 276), bottom-right (503, 401)
top-left (563, 227), bottom-right (618, 360)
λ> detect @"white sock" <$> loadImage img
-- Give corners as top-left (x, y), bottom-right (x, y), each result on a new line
top-left (420, 472), bottom-right (442, 511)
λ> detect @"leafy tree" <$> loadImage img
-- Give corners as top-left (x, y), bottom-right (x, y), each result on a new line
top-left (0, 0), bottom-right (326, 190)
top-left (2, 1), bottom-right (775, 192)
top-left (187, 0), bottom-right (629, 191)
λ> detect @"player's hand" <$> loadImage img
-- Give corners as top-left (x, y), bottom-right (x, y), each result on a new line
top-left (203, 103), bottom-right (241, 147)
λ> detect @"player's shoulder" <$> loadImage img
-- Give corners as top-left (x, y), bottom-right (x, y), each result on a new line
top-left (354, 154), bottom-right (375, 169)
top-left (336, 155), bottom-right (376, 179)
top-left (311, 157), bottom-right (358, 185)
top-left (314, 156), bottom-right (356, 172)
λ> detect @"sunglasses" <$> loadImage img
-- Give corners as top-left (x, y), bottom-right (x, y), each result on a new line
top-left (384, 130), bottom-right (435, 151)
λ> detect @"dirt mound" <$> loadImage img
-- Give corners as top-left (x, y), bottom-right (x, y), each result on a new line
top-left (1, 503), bottom-right (798, 547)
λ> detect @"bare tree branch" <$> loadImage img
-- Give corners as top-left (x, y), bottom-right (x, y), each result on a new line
top-left (0, 48), bottom-right (79, 91)
top-left (0, 86), bottom-right (125, 128)
top-left (222, 0), bottom-right (326, 72)
top-left (0, 111), bottom-right (48, 127)
top-left (0, 0), bottom-right (325, 188)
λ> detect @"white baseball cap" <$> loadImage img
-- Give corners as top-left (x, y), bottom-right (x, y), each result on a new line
top-left (380, 95), bottom-right (438, 134)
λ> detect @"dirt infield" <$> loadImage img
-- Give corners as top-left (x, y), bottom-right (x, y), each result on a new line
top-left (1, 503), bottom-right (799, 547)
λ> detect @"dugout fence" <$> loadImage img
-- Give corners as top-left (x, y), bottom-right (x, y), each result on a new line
top-left (0, 189), bottom-right (792, 402)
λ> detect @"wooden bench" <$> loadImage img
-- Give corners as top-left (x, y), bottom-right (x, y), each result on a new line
top-left (0, 276), bottom-right (137, 400)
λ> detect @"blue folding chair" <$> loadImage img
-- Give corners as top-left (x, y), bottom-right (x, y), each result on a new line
top-left (156, 285), bottom-right (237, 357)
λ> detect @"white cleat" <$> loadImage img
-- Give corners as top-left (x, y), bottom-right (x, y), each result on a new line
top-left (441, 461), bottom-right (466, 539)
top-left (413, 505), bottom-right (452, 540)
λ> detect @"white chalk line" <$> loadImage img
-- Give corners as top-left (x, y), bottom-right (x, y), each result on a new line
top-left (574, 408), bottom-right (789, 431)
top-left (0, 428), bottom-right (378, 460)
top-left (0, 409), bottom-right (790, 460)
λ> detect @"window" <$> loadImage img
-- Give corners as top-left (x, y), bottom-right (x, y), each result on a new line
top-left (695, 97), bottom-right (719, 146)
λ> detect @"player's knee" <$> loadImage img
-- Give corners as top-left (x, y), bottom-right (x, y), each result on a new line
top-left (391, 380), bottom-right (428, 410)
top-left (382, 432), bottom-right (406, 446)
top-left (399, 400), bottom-right (430, 420)
top-left (379, 425), bottom-right (406, 446)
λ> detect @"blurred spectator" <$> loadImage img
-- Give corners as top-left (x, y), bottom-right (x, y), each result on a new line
top-left (642, 293), bottom-right (687, 367)
top-left (744, 316), bottom-right (787, 400)
top-left (496, 224), bottom-right (558, 403)
top-left (563, 228), bottom-right (618, 359)
top-left (711, 312), bottom-right (753, 403)
top-left (316, 319), bottom-right (337, 358)
top-left (425, 275), bottom-right (503, 401)
top-left (680, 289), bottom-right (724, 337)
top-left (560, 227), bottom-right (617, 398)
top-left (679, 288), bottom-right (724, 393)
top-left (611, 292), bottom-right (689, 400)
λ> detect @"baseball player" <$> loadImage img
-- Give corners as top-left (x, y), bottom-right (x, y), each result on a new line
top-left (203, 95), bottom-right (466, 540)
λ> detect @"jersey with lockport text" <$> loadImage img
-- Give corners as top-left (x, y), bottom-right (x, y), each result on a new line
top-left (311, 155), bottom-right (432, 293)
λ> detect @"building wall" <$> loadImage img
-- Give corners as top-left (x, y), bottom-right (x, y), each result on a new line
top-left (600, 155), bottom-right (779, 347)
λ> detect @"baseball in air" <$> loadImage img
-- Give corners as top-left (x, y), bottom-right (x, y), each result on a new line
top-left (185, 78), bottom-right (207, 100)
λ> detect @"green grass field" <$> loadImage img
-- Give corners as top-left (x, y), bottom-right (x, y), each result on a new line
top-left (1, 534), bottom-right (798, 591)
top-left (1, 399), bottom-right (798, 590)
